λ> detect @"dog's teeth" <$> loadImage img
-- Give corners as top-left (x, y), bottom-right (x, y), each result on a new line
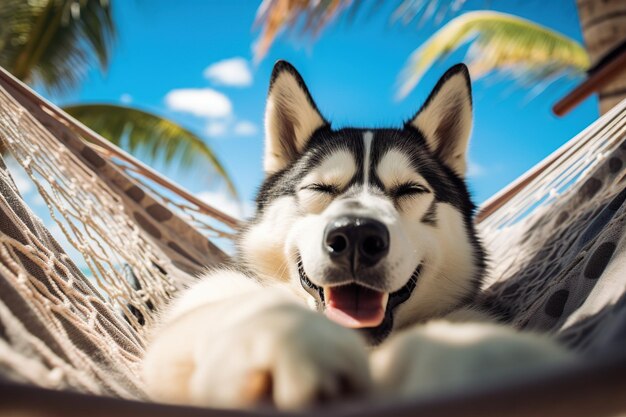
top-left (321, 287), bottom-right (330, 305)
top-left (381, 293), bottom-right (389, 311)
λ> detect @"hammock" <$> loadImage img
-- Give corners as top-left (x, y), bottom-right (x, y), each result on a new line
top-left (0, 64), bottom-right (625, 416)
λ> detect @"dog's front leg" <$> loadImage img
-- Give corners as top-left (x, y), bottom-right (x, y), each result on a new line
top-left (142, 269), bottom-right (371, 410)
top-left (369, 309), bottom-right (576, 400)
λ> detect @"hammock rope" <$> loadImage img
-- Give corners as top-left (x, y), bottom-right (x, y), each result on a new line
top-left (479, 100), bottom-right (626, 287)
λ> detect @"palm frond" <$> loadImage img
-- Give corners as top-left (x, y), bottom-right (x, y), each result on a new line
top-left (396, 11), bottom-right (590, 99)
top-left (0, 0), bottom-right (115, 93)
top-left (253, 0), bottom-right (355, 62)
top-left (63, 104), bottom-right (238, 198)
top-left (252, 0), bottom-right (470, 62)
top-left (391, 0), bottom-right (468, 26)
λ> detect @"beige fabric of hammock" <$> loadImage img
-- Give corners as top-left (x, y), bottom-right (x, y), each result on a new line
top-left (1, 64), bottom-right (626, 416)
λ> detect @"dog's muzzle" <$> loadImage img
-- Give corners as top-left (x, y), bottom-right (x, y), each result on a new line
top-left (298, 214), bottom-right (421, 345)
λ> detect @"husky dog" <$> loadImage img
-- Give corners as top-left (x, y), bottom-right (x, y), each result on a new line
top-left (143, 61), bottom-right (572, 409)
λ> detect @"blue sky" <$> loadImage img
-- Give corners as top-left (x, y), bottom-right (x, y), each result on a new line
top-left (50, 0), bottom-right (598, 214)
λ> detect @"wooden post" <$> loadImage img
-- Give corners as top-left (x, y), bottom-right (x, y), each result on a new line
top-left (577, 0), bottom-right (626, 114)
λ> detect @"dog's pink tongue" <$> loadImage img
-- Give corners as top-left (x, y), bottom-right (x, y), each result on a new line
top-left (324, 284), bottom-right (386, 328)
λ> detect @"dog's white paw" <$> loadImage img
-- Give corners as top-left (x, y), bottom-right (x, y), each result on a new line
top-left (190, 303), bottom-right (371, 409)
top-left (144, 297), bottom-right (371, 410)
top-left (370, 320), bottom-right (575, 399)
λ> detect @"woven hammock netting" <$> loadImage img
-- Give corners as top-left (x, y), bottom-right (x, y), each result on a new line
top-left (1, 65), bottom-right (626, 407)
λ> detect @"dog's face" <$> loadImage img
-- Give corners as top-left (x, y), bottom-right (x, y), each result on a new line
top-left (240, 61), bottom-right (485, 344)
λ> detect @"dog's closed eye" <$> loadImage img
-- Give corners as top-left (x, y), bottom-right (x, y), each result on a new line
top-left (300, 183), bottom-right (340, 195)
top-left (392, 183), bottom-right (430, 199)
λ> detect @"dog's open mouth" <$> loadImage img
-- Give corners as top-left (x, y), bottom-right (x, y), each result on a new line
top-left (324, 284), bottom-right (389, 328)
top-left (298, 258), bottom-right (421, 343)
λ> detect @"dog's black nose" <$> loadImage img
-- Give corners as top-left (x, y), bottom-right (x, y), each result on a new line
top-left (323, 216), bottom-right (389, 271)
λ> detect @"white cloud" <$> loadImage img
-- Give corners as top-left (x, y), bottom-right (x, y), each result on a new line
top-left (165, 88), bottom-right (232, 118)
top-left (11, 168), bottom-right (33, 195)
top-left (120, 93), bottom-right (132, 104)
top-left (206, 120), bottom-right (229, 137)
top-left (203, 57), bottom-right (253, 87)
top-left (205, 119), bottom-right (259, 138)
top-left (5, 158), bottom-right (33, 195)
top-left (196, 190), bottom-right (254, 219)
top-left (233, 120), bottom-right (258, 136)
top-left (32, 193), bottom-right (46, 207)
top-left (467, 160), bottom-right (486, 177)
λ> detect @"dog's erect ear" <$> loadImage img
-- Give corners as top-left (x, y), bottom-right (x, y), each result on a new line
top-left (264, 61), bottom-right (327, 175)
top-left (406, 64), bottom-right (472, 177)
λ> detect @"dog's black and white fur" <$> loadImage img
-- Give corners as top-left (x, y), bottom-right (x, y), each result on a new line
top-left (143, 61), bottom-right (573, 409)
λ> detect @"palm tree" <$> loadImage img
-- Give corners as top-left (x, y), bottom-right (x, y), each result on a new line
top-left (0, 0), bottom-right (237, 196)
top-left (254, 0), bottom-right (626, 115)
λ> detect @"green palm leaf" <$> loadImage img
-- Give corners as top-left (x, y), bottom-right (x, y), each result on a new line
top-left (64, 104), bottom-right (238, 198)
top-left (0, 0), bottom-right (115, 93)
top-left (397, 11), bottom-right (591, 99)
